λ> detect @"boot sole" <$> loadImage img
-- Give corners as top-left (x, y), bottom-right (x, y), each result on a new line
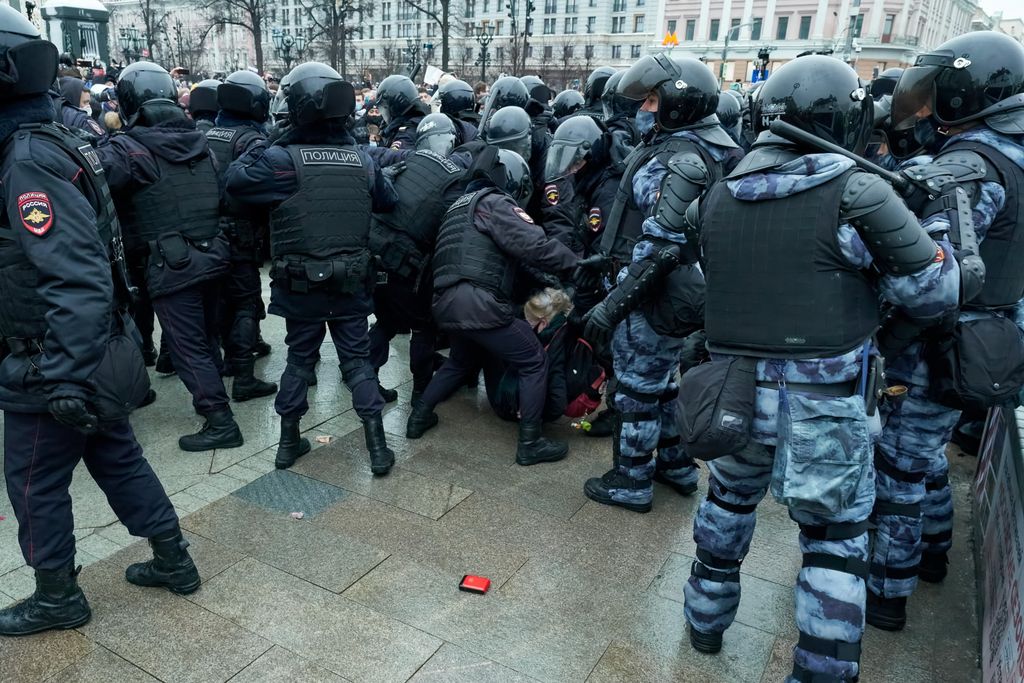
top-left (688, 625), bottom-right (723, 654)
top-left (583, 480), bottom-right (652, 513)
top-left (0, 611), bottom-right (91, 636)
top-left (516, 449), bottom-right (569, 466)
top-left (127, 576), bottom-right (202, 595)
top-left (370, 462), bottom-right (394, 476)
top-left (179, 436), bottom-right (244, 452)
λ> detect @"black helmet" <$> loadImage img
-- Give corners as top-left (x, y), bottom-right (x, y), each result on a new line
top-left (480, 76), bottom-right (530, 127)
top-left (891, 31), bottom-right (1024, 134)
top-left (869, 67), bottom-right (903, 99)
top-left (0, 4), bottom-right (58, 101)
top-left (285, 62), bottom-right (354, 126)
top-left (754, 55), bottom-right (872, 154)
top-left (416, 113), bottom-right (458, 155)
top-left (552, 89), bottom-right (584, 118)
top-left (117, 62), bottom-right (177, 122)
top-left (376, 74), bottom-right (418, 124)
top-left (483, 105), bottom-right (532, 162)
top-left (619, 54), bottom-right (719, 132)
top-left (601, 69), bottom-right (642, 119)
top-left (584, 66), bottom-right (616, 107)
top-left (497, 149), bottom-right (533, 207)
top-left (545, 114), bottom-right (605, 181)
top-left (437, 78), bottom-right (475, 118)
top-left (219, 69), bottom-right (270, 122)
top-left (520, 75), bottom-right (551, 103)
top-left (715, 88), bottom-right (742, 140)
top-left (270, 72), bottom-right (291, 122)
top-left (188, 79), bottom-right (221, 116)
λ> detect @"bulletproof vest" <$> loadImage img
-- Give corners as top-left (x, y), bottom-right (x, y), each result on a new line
top-left (0, 124), bottom-right (126, 340)
top-left (943, 139), bottom-right (1024, 309)
top-left (433, 188), bottom-right (515, 299)
top-left (117, 143), bottom-right (221, 248)
top-left (270, 144), bottom-right (371, 259)
top-left (206, 126), bottom-right (265, 239)
top-left (701, 170), bottom-right (881, 358)
top-left (600, 136), bottom-right (715, 261)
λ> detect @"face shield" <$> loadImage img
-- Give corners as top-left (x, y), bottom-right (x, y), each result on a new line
top-left (417, 130), bottom-right (456, 155)
top-left (890, 54), bottom-right (959, 130)
top-left (544, 138), bottom-right (590, 182)
top-left (618, 55), bottom-right (671, 103)
top-left (491, 134), bottom-right (531, 163)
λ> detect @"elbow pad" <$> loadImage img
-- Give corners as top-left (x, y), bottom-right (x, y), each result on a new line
top-left (653, 153), bottom-right (709, 240)
top-left (603, 245), bottom-right (682, 325)
top-left (840, 172), bottom-right (938, 275)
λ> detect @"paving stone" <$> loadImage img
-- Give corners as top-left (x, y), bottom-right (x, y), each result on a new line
top-left (181, 496), bottom-right (389, 593)
top-left (220, 462), bottom-right (265, 484)
top-left (230, 646), bottom-right (350, 683)
top-left (760, 633), bottom-right (940, 683)
top-left (232, 469), bottom-right (348, 518)
top-left (0, 627), bottom-right (96, 682)
top-left (586, 640), bottom-right (723, 683)
top-left (48, 645), bottom-right (161, 683)
top-left (191, 557), bottom-right (441, 683)
top-left (0, 532), bottom-right (23, 575)
top-left (408, 643), bottom-right (539, 682)
top-left (94, 523), bottom-right (138, 549)
top-left (0, 564), bottom-right (35, 600)
top-left (167, 490), bottom-right (208, 516)
top-left (75, 532), bottom-right (125, 563)
top-left (0, 589), bottom-right (14, 608)
top-left (77, 560), bottom-right (269, 683)
top-left (100, 529), bottom-right (245, 584)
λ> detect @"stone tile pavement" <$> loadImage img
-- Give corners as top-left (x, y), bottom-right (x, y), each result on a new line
top-left (0, 307), bottom-right (982, 682)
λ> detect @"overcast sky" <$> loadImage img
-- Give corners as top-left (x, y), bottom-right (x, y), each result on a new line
top-left (981, 0), bottom-right (1022, 20)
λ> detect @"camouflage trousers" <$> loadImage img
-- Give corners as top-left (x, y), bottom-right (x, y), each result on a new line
top-left (869, 384), bottom-right (958, 598)
top-left (685, 424), bottom-right (874, 682)
top-left (610, 312), bottom-right (699, 501)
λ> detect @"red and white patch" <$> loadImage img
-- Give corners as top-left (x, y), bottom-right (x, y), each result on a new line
top-left (18, 192), bottom-right (54, 236)
top-left (513, 207), bottom-right (535, 224)
top-left (933, 246), bottom-right (945, 263)
top-left (544, 183), bottom-right (559, 206)
top-left (588, 207), bottom-right (603, 231)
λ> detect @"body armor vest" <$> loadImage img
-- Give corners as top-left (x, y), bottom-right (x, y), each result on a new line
top-left (369, 150), bottom-right (464, 278)
top-left (0, 124), bottom-right (126, 340)
top-left (117, 142), bottom-right (221, 249)
top-left (433, 189), bottom-right (515, 299)
top-left (270, 144), bottom-right (371, 259)
top-left (701, 170), bottom-right (880, 358)
top-left (600, 136), bottom-right (714, 261)
top-left (943, 139), bottom-right (1024, 309)
top-left (207, 126), bottom-right (265, 249)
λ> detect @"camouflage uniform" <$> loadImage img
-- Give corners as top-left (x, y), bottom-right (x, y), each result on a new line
top-left (684, 154), bottom-right (961, 682)
top-left (604, 130), bottom-right (736, 509)
top-left (870, 127), bottom-right (1024, 600)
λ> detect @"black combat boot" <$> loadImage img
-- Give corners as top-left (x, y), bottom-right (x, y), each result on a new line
top-left (178, 409), bottom-right (244, 452)
top-left (917, 551), bottom-right (949, 583)
top-left (406, 401), bottom-right (439, 439)
top-left (0, 565), bottom-right (91, 636)
top-left (583, 406), bottom-right (618, 438)
top-left (125, 526), bottom-right (201, 595)
top-left (363, 415), bottom-right (395, 476)
top-left (865, 590), bottom-right (907, 631)
top-left (275, 418), bottom-right (311, 470)
top-left (688, 623), bottom-right (723, 654)
top-left (516, 421), bottom-right (568, 466)
top-left (139, 388), bottom-right (157, 408)
top-left (155, 346), bottom-right (175, 375)
top-left (377, 383), bottom-right (398, 403)
top-left (254, 335), bottom-right (272, 358)
top-left (230, 359), bottom-right (278, 402)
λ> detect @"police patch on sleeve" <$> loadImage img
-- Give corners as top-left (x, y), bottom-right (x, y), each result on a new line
top-left (544, 183), bottom-right (559, 206)
top-left (588, 207), bottom-right (603, 231)
top-left (513, 207), bottom-right (535, 224)
top-left (18, 192), bottom-right (54, 236)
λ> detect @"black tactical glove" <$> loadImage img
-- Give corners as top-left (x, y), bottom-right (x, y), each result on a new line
top-left (583, 301), bottom-right (617, 351)
top-left (382, 160), bottom-right (407, 181)
top-left (49, 397), bottom-right (99, 435)
top-left (573, 254), bottom-right (611, 291)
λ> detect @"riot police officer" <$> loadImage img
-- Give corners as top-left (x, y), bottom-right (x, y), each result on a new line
top-left (581, 66), bottom-right (616, 120)
top-left (867, 31), bottom-right (1024, 631)
top-left (188, 78), bottom-right (221, 132)
top-left (205, 69), bottom-right (278, 402)
top-left (435, 77), bottom-right (479, 144)
top-left (368, 113), bottom-right (467, 404)
top-left (224, 63), bottom-right (399, 475)
top-left (96, 63), bottom-right (242, 452)
top-left (552, 89), bottom-right (585, 121)
top-left (478, 76), bottom-right (530, 130)
top-left (584, 54), bottom-right (738, 499)
top-left (680, 56), bottom-right (960, 682)
top-left (600, 70), bottom-right (641, 167)
top-left (405, 150), bottom-right (581, 465)
top-left (715, 89), bottom-right (742, 147)
top-left (0, 8), bottom-right (199, 636)
top-left (376, 74), bottom-right (430, 150)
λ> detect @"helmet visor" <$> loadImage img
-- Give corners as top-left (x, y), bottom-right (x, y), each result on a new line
top-left (417, 131), bottom-right (456, 155)
top-left (494, 136), bottom-right (532, 163)
top-left (891, 59), bottom-right (951, 130)
top-left (544, 139), bottom-right (588, 182)
top-left (619, 56), bottom-right (670, 102)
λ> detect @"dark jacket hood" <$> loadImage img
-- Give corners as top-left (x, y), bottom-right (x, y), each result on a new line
top-left (127, 119), bottom-right (210, 163)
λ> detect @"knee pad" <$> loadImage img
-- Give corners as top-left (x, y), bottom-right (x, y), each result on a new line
top-left (283, 362), bottom-right (316, 384)
top-left (691, 548), bottom-right (742, 583)
top-left (340, 357), bottom-right (376, 387)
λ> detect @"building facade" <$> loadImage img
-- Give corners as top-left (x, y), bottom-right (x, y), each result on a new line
top-left (41, 0), bottom-right (111, 65)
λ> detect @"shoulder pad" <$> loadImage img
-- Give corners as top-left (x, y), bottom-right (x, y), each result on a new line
top-left (840, 171), bottom-right (893, 217)
top-left (727, 145), bottom-right (801, 178)
top-left (666, 151), bottom-right (710, 185)
top-left (904, 151), bottom-right (986, 186)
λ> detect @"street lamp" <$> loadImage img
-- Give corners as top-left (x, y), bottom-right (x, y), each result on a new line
top-left (25, 1), bottom-right (35, 21)
top-left (118, 25), bottom-right (143, 63)
top-left (474, 21), bottom-right (496, 83)
top-left (272, 27), bottom-right (307, 72)
top-left (719, 21), bottom-right (755, 87)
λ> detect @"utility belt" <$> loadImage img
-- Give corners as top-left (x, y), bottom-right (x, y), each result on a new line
top-left (368, 228), bottom-right (430, 289)
top-left (146, 230), bottom-right (220, 270)
top-left (271, 250), bottom-right (373, 295)
top-left (756, 353), bottom-right (893, 417)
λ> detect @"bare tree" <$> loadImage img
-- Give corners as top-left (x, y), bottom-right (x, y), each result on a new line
top-left (298, 0), bottom-right (374, 77)
top-left (380, 39), bottom-right (404, 77)
top-left (207, 0), bottom-right (270, 73)
top-left (400, 0), bottom-right (459, 71)
top-left (138, 0), bottom-right (171, 62)
top-left (163, 16), bottom-right (218, 76)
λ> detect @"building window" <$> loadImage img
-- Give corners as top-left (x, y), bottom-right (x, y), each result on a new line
top-left (382, 2), bottom-right (390, 20)
top-left (465, 0), bottom-right (475, 17)
top-left (382, 24), bottom-right (391, 37)
top-left (527, 45), bottom-right (534, 57)
top-left (775, 16), bottom-right (788, 40)
top-left (589, 0), bottom-right (596, 6)
top-left (630, 44), bottom-right (641, 58)
top-left (79, 25), bottom-right (100, 58)
top-left (483, 0), bottom-right (489, 10)
top-left (369, 48), bottom-right (375, 59)
top-left (637, 0), bottom-right (644, 5)
top-left (612, 17), bottom-right (625, 33)
top-left (543, 18), bottom-right (556, 33)
top-left (882, 13), bottom-right (895, 42)
top-left (667, 19), bottom-right (676, 34)
top-left (496, 46), bottom-right (504, 60)
top-left (587, 16), bottom-right (596, 33)
top-left (565, 0), bottom-right (577, 12)
top-left (612, 0), bottom-right (626, 11)
top-left (564, 45), bottom-right (574, 57)
top-left (465, 47), bottom-right (473, 60)
top-left (426, 23), bottom-right (435, 36)
top-left (585, 44), bottom-right (594, 59)
top-left (798, 15), bottom-right (811, 39)
top-left (611, 45), bottom-right (622, 58)
top-left (849, 13), bottom-right (864, 38)
top-left (496, 19), bottom-right (504, 34)
top-left (564, 17), bottom-right (577, 33)
top-left (751, 16), bottom-right (762, 39)
top-left (544, 45), bottom-right (553, 59)
top-left (633, 15), bottom-right (644, 32)
top-left (545, 0), bottom-right (557, 13)
top-left (709, 18), bottom-right (720, 40)
top-left (685, 19), bottom-right (695, 41)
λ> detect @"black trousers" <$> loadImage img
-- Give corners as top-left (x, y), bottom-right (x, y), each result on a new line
top-left (219, 258), bottom-right (263, 366)
top-left (152, 283), bottom-right (230, 415)
top-left (368, 276), bottom-right (436, 393)
top-left (420, 319), bottom-right (549, 424)
top-left (3, 412), bottom-right (179, 569)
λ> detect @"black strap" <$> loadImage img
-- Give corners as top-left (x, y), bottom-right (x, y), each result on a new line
top-left (922, 529), bottom-right (953, 544)
top-left (798, 520), bottom-right (869, 541)
top-left (707, 487), bottom-right (758, 515)
top-left (869, 561), bottom-right (919, 580)
top-left (803, 552), bottom-right (869, 579)
top-left (797, 631), bottom-right (862, 662)
top-left (619, 453), bottom-right (653, 468)
top-left (620, 410), bottom-right (658, 423)
top-left (873, 450), bottom-right (927, 484)
top-left (618, 384), bottom-right (662, 403)
top-left (691, 559), bottom-right (741, 583)
top-left (926, 474), bottom-right (950, 491)
top-left (658, 435), bottom-right (682, 449)
top-left (659, 386), bottom-right (679, 403)
top-left (697, 547), bottom-right (742, 570)
top-left (756, 379), bottom-right (858, 397)
top-left (791, 663), bottom-right (849, 683)
top-left (872, 500), bottom-right (922, 518)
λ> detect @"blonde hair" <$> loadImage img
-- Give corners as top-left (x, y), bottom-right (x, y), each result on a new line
top-left (102, 111), bottom-right (122, 131)
top-left (524, 287), bottom-right (573, 326)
